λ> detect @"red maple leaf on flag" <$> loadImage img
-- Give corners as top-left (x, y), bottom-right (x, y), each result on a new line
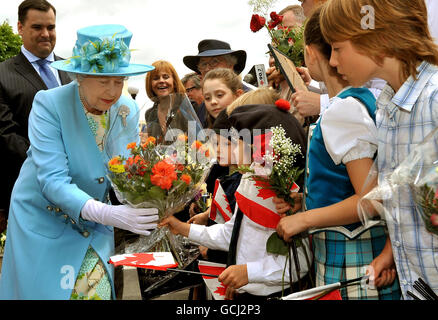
top-left (254, 179), bottom-right (276, 199)
top-left (112, 253), bottom-right (156, 267)
top-left (222, 194), bottom-right (232, 214)
top-left (214, 283), bottom-right (227, 297)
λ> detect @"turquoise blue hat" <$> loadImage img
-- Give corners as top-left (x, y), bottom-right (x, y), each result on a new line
top-left (51, 24), bottom-right (154, 77)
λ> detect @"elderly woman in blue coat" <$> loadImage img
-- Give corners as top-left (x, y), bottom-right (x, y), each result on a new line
top-left (0, 24), bottom-right (156, 300)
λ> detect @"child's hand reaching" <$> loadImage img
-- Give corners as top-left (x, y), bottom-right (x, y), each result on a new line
top-left (188, 210), bottom-right (209, 225)
top-left (159, 215), bottom-right (190, 237)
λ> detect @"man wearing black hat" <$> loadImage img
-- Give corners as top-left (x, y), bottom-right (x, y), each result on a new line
top-left (183, 39), bottom-right (251, 128)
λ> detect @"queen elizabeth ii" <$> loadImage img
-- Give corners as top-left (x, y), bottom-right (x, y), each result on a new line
top-left (0, 24), bottom-right (157, 300)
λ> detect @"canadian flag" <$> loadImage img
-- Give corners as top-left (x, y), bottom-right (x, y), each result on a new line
top-left (282, 283), bottom-right (343, 300)
top-left (209, 179), bottom-right (233, 224)
top-left (109, 252), bottom-right (178, 271)
top-left (235, 174), bottom-right (299, 229)
top-left (197, 260), bottom-right (228, 300)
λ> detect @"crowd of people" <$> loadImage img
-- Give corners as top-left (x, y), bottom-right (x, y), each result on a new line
top-left (0, 0), bottom-right (437, 301)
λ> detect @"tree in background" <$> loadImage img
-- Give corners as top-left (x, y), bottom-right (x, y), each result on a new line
top-left (0, 20), bottom-right (22, 63)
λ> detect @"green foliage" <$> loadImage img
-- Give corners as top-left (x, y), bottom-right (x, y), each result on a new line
top-left (266, 232), bottom-right (289, 255)
top-left (0, 21), bottom-right (22, 63)
top-left (270, 25), bottom-right (305, 67)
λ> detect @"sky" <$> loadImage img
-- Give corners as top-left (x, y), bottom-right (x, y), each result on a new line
top-left (1, 0), bottom-right (301, 117)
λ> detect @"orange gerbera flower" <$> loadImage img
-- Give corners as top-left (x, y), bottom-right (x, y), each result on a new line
top-left (142, 136), bottom-right (156, 148)
top-left (180, 174), bottom-right (191, 185)
top-left (127, 142), bottom-right (137, 150)
top-left (177, 134), bottom-right (188, 142)
top-left (150, 160), bottom-right (178, 190)
top-left (108, 156), bottom-right (121, 166)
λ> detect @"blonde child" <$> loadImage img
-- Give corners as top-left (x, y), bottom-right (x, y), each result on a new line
top-left (275, 6), bottom-right (401, 300)
top-left (318, 0), bottom-right (438, 299)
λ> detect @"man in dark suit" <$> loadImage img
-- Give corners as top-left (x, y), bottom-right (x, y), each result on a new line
top-left (0, 0), bottom-right (71, 232)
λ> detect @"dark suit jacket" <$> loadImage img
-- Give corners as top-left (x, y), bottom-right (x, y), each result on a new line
top-left (0, 52), bottom-right (71, 212)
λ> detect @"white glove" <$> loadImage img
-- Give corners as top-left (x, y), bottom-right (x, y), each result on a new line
top-left (81, 199), bottom-right (159, 236)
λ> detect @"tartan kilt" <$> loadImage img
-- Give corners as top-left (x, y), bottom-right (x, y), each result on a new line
top-left (312, 226), bottom-right (401, 300)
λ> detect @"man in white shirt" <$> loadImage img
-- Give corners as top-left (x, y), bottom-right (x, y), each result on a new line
top-left (0, 0), bottom-right (71, 232)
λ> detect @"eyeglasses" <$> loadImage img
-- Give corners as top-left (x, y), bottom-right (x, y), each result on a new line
top-left (185, 86), bottom-right (199, 93)
top-left (197, 58), bottom-right (224, 72)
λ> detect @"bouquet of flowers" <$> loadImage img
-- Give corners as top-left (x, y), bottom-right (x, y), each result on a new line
top-left (358, 127), bottom-right (438, 236)
top-left (108, 136), bottom-right (211, 218)
top-left (108, 93), bottom-right (215, 292)
top-left (250, 11), bottom-right (305, 67)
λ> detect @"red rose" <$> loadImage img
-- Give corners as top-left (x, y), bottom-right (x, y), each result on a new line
top-left (250, 14), bottom-right (266, 32)
top-left (275, 99), bottom-right (291, 112)
top-left (268, 12), bottom-right (283, 29)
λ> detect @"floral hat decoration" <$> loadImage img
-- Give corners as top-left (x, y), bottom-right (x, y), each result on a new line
top-left (51, 24), bottom-right (154, 77)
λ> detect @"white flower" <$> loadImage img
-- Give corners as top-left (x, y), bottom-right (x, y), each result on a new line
top-left (249, 0), bottom-right (278, 14)
top-left (264, 125), bottom-right (302, 174)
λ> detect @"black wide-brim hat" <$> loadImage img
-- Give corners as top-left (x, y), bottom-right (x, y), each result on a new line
top-left (183, 39), bottom-right (247, 74)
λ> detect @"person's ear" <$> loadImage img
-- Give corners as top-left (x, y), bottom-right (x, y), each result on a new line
top-left (305, 45), bottom-right (317, 65)
top-left (17, 21), bottom-right (23, 36)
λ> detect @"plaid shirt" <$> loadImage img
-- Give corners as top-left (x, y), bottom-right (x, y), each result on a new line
top-left (376, 61), bottom-right (438, 300)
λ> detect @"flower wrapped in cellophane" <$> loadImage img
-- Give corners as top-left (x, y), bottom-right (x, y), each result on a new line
top-left (108, 93), bottom-right (215, 293)
top-left (358, 127), bottom-right (438, 236)
top-left (109, 136), bottom-right (211, 217)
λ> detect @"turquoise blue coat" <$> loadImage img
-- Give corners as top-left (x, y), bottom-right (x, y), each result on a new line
top-left (0, 81), bottom-right (139, 299)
